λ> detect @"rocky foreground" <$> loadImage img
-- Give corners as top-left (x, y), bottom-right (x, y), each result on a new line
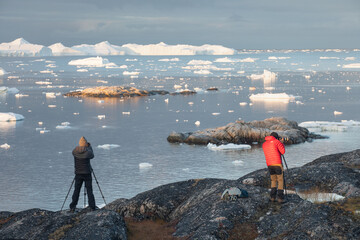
top-left (1, 150), bottom-right (359, 239)
top-left (168, 117), bottom-right (325, 145)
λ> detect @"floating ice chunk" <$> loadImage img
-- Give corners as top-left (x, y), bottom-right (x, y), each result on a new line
top-left (97, 115), bottom-right (106, 119)
top-left (207, 143), bottom-right (251, 151)
top-left (228, 110), bottom-right (234, 113)
top-left (0, 143), bottom-right (10, 149)
top-left (212, 113), bottom-right (221, 116)
top-left (139, 162), bottom-right (153, 168)
top-left (77, 69), bottom-right (88, 72)
top-left (249, 93), bottom-right (300, 102)
top-left (342, 63), bottom-right (360, 68)
top-left (232, 160), bottom-right (244, 165)
top-left (0, 112), bottom-right (24, 122)
top-left (35, 81), bottom-right (52, 85)
top-left (297, 192), bottom-right (345, 203)
top-left (0, 87), bottom-right (19, 94)
top-left (46, 92), bottom-right (56, 98)
top-left (345, 57), bottom-right (356, 61)
top-left (164, 98), bottom-right (169, 103)
top-left (334, 111), bottom-right (343, 115)
top-left (40, 70), bottom-right (53, 73)
top-left (188, 102), bottom-right (194, 105)
top-left (0, 67), bottom-right (7, 76)
top-left (188, 60), bottom-right (212, 65)
top-left (126, 58), bottom-right (138, 61)
top-left (122, 112), bottom-right (130, 115)
top-left (48, 105), bottom-right (56, 108)
top-left (56, 122), bottom-right (71, 129)
top-left (123, 71), bottom-right (140, 76)
top-left (68, 56), bottom-right (116, 68)
top-left (15, 93), bottom-right (29, 98)
top-left (195, 121), bottom-right (200, 126)
top-left (320, 57), bottom-right (340, 60)
top-left (239, 102), bottom-right (248, 106)
top-left (194, 69), bottom-right (212, 75)
top-left (250, 70), bottom-right (277, 82)
top-left (268, 56), bottom-right (291, 60)
top-left (299, 120), bottom-right (360, 132)
top-left (158, 58), bottom-right (180, 62)
top-left (40, 129), bottom-right (50, 134)
top-left (97, 144), bottom-right (120, 150)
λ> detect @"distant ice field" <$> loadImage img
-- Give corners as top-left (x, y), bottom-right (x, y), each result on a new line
top-left (1, 50), bottom-right (360, 211)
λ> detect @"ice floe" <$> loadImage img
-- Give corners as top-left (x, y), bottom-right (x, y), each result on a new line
top-left (334, 111), bottom-right (343, 116)
top-left (158, 58), bottom-right (180, 62)
top-left (299, 120), bottom-right (360, 132)
top-left (194, 70), bottom-right (212, 75)
top-left (97, 144), bottom-right (120, 150)
top-left (68, 56), bottom-right (117, 68)
top-left (123, 71), bottom-right (140, 76)
top-left (232, 160), bottom-right (244, 165)
top-left (56, 122), bottom-right (71, 129)
top-left (0, 67), bottom-right (7, 75)
top-left (0, 112), bottom-right (24, 122)
top-left (207, 143), bottom-right (251, 151)
top-left (249, 93), bottom-right (301, 102)
top-left (188, 60), bottom-right (212, 65)
top-left (139, 162), bottom-right (153, 168)
top-left (342, 63), bottom-right (360, 69)
top-left (0, 143), bottom-right (10, 149)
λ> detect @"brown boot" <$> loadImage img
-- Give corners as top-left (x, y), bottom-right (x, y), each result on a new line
top-left (277, 190), bottom-right (286, 203)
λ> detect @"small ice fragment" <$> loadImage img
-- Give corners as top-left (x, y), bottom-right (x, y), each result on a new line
top-left (212, 113), bottom-right (221, 116)
top-left (228, 110), bottom-right (234, 113)
top-left (188, 102), bottom-right (194, 105)
top-left (73, 112), bottom-right (80, 115)
top-left (46, 92), bottom-right (56, 98)
top-left (15, 93), bottom-right (29, 98)
top-left (232, 160), bottom-right (244, 165)
top-left (207, 143), bottom-right (251, 151)
top-left (164, 98), bottom-right (169, 103)
top-left (98, 100), bottom-right (104, 103)
top-left (334, 111), bottom-right (343, 115)
top-left (139, 162), bottom-right (153, 168)
top-left (48, 105), bottom-right (56, 108)
top-left (195, 121), bottom-right (200, 126)
top-left (0, 143), bottom-right (10, 149)
top-left (122, 112), bottom-right (130, 115)
top-left (98, 115), bottom-right (106, 119)
top-left (97, 144), bottom-right (120, 150)
top-left (239, 102), bottom-right (248, 106)
top-left (40, 129), bottom-right (50, 134)
top-left (346, 87), bottom-right (351, 90)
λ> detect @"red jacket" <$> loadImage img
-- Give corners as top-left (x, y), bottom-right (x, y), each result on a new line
top-left (262, 136), bottom-right (285, 166)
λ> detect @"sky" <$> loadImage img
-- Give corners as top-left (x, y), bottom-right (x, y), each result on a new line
top-left (0, 0), bottom-right (359, 49)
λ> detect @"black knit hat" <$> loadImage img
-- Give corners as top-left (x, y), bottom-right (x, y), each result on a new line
top-left (270, 132), bottom-right (279, 139)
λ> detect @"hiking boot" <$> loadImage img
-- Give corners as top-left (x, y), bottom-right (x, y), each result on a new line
top-left (91, 206), bottom-right (99, 211)
top-left (270, 188), bottom-right (277, 200)
top-left (277, 190), bottom-right (286, 203)
top-left (69, 208), bottom-right (76, 213)
top-left (270, 198), bottom-right (276, 202)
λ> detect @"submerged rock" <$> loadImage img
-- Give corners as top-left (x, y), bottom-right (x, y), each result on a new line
top-left (63, 86), bottom-right (169, 98)
top-left (167, 117), bottom-right (325, 145)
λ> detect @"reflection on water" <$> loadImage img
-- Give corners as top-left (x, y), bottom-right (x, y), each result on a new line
top-left (250, 101), bottom-right (289, 112)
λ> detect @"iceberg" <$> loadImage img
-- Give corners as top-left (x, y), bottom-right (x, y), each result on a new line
top-left (71, 41), bottom-right (135, 56)
top-left (0, 67), bottom-right (7, 76)
top-left (68, 56), bottom-right (116, 68)
top-left (249, 93), bottom-right (300, 102)
top-left (49, 43), bottom-right (83, 56)
top-left (214, 57), bottom-right (256, 63)
top-left (0, 38), bottom-right (52, 57)
top-left (0, 112), bottom-right (25, 122)
top-left (342, 63), bottom-right (360, 69)
top-left (207, 143), bottom-right (251, 151)
top-left (0, 143), bottom-right (10, 150)
top-left (194, 70), bottom-right (212, 75)
top-left (249, 70), bottom-right (277, 82)
top-left (139, 162), bottom-right (153, 168)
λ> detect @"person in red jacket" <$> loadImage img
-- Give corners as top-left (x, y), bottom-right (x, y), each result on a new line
top-left (262, 132), bottom-right (286, 203)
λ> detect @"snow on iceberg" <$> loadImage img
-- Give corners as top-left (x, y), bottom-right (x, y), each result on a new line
top-left (71, 41), bottom-right (135, 56)
top-left (249, 70), bottom-right (277, 82)
top-left (0, 38), bottom-right (52, 57)
top-left (122, 42), bottom-right (236, 55)
top-left (68, 56), bottom-right (117, 68)
top-left (0, 67), bottom-right (7, 76)
top-left (207, 143), bottom-right (251, 151)
top-left (299, 120), bottom-right (360, 132)
top-left (0, 112), bottom-right (25, 122)
top-left (342, 63), bottom-right (360, 69)
top-left (49, 43), bottom-right (83, 56)
top-left (97, 144), bottom-right (120, 150)
top-left (249, 93), bottom-right (301, 102)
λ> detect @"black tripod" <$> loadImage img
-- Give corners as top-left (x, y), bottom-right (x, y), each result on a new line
top-left (60, 170), bottom-right (107, 211)
top-left (281, 155), bottom-right (289, 197)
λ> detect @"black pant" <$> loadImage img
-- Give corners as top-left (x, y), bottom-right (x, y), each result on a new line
top-left (69, 174), bottom-right (96, 209)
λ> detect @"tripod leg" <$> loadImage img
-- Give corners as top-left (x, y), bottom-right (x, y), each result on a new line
top-left (84, 186), bottom-right (87, 208)
top-left (61, 177), bottom-right (75, 211)
top-left (92, 170), bottom-right (107, 205)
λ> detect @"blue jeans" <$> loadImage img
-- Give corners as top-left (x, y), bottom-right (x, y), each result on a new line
top-left (69, 174), bottom-right (96, 209)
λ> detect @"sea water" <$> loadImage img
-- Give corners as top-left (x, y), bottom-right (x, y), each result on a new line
top-left (0, 51), bottom-right (360, 211)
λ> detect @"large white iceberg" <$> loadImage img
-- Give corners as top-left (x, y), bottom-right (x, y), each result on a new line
top-left (71, 41), bottom-right (136, 56)
top-left (249, 93), bottom-right (301, 102)
top-left (0, 38), bottom-right (52, 57)
top-left (0, 112), bottom-right (25, 122)
top-left (68, 56), bottom-right (117, 67)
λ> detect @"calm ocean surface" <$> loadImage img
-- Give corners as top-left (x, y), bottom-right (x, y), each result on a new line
top-left (1, 51), bottom-right (360, 211)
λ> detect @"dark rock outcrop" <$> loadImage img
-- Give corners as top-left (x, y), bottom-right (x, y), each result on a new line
top-left (167, 117), bottom-right (325, 145)
top-left (0, 208), bottom-right (127, 240)
top-left (63, 86), bottom-right (169, 98)
top-left (239, 149), bottom-right (360, 198)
